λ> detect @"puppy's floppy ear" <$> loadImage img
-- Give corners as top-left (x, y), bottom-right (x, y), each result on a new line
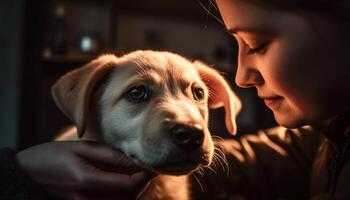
top-left (51, 55), bottom-right (117, 138)
top-left (193, 60), bottom-right (242, 135)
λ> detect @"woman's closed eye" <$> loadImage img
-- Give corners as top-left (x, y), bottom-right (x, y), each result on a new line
top-left (246, 43), bottom-right (268, 55)
top-left (229, 32), bottom-right (270, 56)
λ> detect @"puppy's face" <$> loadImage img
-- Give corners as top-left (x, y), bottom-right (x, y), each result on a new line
top-left (99, 52), bottom-right (212, 174)
top-left (52, 50), bottom-right (241, 176)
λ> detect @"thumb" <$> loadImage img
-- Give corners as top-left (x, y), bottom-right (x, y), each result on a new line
top-left (73, 141), bottom-right (140, 173)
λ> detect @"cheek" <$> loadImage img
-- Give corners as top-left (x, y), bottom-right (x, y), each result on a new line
top-left (101, 101), bottom-right (146, 141)
top-left (142, 110), bottom-right (165, 139)
top-left (198, 103), bottom-right (209, 122)
top-left (261, 37), bottom-right (330, 123)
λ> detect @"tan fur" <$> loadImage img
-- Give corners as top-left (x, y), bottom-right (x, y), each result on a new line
top-left (52, 50), bottom-right (241, 199)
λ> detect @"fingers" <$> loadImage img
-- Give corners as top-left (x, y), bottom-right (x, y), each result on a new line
top-left (73, 141), bottom-right (123, 162)
top-left (70, 141), bottom-right (140, 173)
top-left (69, 155), bottom-right (155, 190)
top-left (16, 141), bottom-right (156, 200)
top-left (80, 166), bottom-right (155, 191)
top-left (52, 157), bottom-right (156, 199)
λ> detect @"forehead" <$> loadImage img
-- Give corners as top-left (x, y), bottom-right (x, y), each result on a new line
top-left (216, 0), bottom-right (289, 34)
top-left (121, 51), bottom-right (201, 81)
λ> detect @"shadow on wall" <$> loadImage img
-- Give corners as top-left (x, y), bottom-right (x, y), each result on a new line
top-left (0, 0), bottom-right (24, 148)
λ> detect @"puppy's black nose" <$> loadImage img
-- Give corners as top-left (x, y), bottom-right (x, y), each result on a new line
top-left (170, 124), bottom-right (204, 151)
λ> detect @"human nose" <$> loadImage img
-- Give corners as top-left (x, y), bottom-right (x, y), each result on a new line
top-left (235, 53), bottom-right (264, 88)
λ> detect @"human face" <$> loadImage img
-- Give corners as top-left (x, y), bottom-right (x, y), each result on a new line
top-left (216, 0), bottom-right (350, 128)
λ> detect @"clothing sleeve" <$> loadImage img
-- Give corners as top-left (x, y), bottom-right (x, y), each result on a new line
top-left (0, 148), bottom-right (49, 200)
top-left (191, 126), bottom-right (324, 200)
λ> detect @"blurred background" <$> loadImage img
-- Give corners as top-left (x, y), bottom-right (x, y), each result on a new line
top-left (0, 0), bottom-right (276, 150)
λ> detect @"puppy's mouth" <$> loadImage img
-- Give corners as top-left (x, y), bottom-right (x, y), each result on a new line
top-left (131, 154), bottom-right (211, 175)
top-left (104, 149), bottom-right (209, 175)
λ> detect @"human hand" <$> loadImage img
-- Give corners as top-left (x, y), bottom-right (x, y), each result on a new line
top-left (15, 141), bottom-right (155, 200)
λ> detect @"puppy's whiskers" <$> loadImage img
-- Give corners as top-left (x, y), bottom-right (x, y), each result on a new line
top-left (191, 146), bottom-right (227, 192)
top-left (192, 172), bottom-right (204, 192)
top-left (196, 139), bottom-right (229, 179)
top-left (192, 137), bottom-right (229, 180)
top-left (213, 147), bottom-right (229, 176)
top-left (213, 139), bottom-right (229, 176)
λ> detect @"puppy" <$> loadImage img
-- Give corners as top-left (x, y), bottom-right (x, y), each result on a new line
top-left (52, 50), bottom-right (241, 199)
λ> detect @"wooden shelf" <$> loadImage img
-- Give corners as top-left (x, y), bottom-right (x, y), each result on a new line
top-left (41, 48), bottom-right (125, 64)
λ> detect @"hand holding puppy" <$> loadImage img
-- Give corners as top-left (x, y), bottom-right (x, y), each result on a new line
top-left (15, 141), bottom-right (155, 200)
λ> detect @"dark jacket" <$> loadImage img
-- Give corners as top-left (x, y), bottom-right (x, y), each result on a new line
top-left (0, 148), bottom-right (48, 200)
top-left (193, 113), bottom-right (350, 200)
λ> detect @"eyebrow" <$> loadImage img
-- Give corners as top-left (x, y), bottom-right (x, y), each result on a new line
top-left (134, 70), bottom-right (161, 83)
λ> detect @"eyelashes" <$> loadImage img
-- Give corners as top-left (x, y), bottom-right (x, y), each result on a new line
top-left (230, 35), bottom-right (269, 55)
top-left (246, 42), bottom-right (268, 55)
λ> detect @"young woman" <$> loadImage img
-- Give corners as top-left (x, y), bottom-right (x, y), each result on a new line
top-left (192, 0), bottom-right (350, 199)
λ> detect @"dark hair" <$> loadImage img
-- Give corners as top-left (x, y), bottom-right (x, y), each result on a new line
top-left (206, 0), bottom-right (344, 10)
top-left (201, 0), bottom-right (349, 27)
top-left (235, 0), bottom-right (342, 9)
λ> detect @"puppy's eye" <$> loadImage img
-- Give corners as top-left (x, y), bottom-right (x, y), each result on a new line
top-left (193, 87), bottom-right (205, 102)
top-left (127, 84), bottom-right (150, 103)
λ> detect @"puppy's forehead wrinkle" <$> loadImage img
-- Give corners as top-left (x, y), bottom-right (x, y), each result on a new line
top-left (129, 58), bottom-right (202, 99)
top-left (125, 50), bottom-right (196, 74)
top-left (131, 60), bottom-right (150, 77)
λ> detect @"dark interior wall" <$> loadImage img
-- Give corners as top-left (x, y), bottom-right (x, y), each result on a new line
top-left (0, 0), bottom-right (25, 148)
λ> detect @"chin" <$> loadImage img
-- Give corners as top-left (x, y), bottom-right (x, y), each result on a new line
top-left (273, 103), bottom-right (338, 128)
top-left (273, 112), bottom-right (306, 128)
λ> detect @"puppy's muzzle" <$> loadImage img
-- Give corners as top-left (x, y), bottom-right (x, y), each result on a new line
top-left (151, 120), bottom-right (210, 174)
top-left (170, 124), bottom-right (204, 151)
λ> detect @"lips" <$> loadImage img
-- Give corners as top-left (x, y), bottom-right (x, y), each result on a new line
top-left (263, 97), bottom-right (283, 109)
